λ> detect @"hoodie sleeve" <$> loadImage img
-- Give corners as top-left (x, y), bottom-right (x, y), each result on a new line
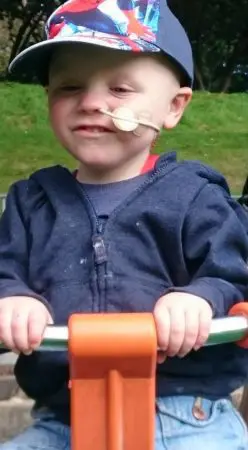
top-left (0, 182), bottom-right (51, 311)
top-left (169, 182), bottom-right (248, 317)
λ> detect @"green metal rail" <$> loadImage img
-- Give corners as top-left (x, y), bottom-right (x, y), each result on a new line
top-left (0, 315), bottom-right (247, 351)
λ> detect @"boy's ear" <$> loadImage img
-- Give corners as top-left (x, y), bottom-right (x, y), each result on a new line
top-left (163, 87), bottom-right (192, 129)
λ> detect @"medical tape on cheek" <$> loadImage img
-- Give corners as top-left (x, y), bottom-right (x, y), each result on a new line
top-left (99, 107), bottom-right (160, 133)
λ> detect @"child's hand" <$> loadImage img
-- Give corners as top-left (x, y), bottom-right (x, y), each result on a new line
top-left (154, 292), bottom-right (213, 362)
top-left (0, 296), bottom-right (53, 355)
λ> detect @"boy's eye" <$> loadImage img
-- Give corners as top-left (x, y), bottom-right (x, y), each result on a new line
top-left (50, 85), bottom-right (84, 95)
top-left (59, 86), bottom-right (82, 92)
top-left (111, 86), bottom-right (132, 94)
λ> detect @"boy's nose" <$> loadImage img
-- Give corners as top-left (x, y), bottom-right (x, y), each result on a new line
top-left (76, 89), bottom-right (107, 114)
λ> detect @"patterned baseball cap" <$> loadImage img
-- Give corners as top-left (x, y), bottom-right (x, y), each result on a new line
top-left (9, 0), bottom-right (194, 86)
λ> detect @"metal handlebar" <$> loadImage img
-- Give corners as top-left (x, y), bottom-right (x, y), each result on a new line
top-left (1, 315), bottom-right (247, 351)
top-left (1, 313), bottom-right (247, 450)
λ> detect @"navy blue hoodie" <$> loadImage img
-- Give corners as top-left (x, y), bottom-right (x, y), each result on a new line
top-left (0, 152), bottom-right (248, 424)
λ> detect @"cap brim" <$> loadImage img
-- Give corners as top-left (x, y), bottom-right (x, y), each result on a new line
top-left (8, 34), bottom-right (160, 84)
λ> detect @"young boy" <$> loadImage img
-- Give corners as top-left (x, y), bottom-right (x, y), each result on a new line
top-left (1, 0), bottom-right (248, 448)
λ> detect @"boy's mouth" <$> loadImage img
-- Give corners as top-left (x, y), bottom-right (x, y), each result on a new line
top-left (72, 125), bottom-right (114, 134)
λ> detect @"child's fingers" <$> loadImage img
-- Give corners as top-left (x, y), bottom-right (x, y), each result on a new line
top-left (154, 294), bottom-right (213, 359)
top-left (0, 298), bottom-right (52, 354)
top-left (0, 308), bottom-right (15, 350)
top-left (28, 307), bottom-right (52, 350)
top-left (166, 307), bottom-right (185, 357)
top-left (11, 307), bottom-right (31, 354)
top-left (157, 350), bottom-right (167, 364)
top-left (154, 305), bottom-right (170, 353)
top-left (194, 306), bottom-right (212, 350)
top-left (177, 309), bottom-right (200, 357)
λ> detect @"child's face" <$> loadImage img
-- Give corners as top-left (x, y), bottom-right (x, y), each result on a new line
top-left (48, 45), bottom-right (191, 181)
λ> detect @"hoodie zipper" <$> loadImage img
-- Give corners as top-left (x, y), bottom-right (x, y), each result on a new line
top-left (90, 172), bottom-right (161, 311)
top-left (79, 154), bottom-right (176, 312)
top-left (76, 184), bottom-right (108, 312)
top-left (92, 220), bottom-right (107, 265)
top-left (92, 216), bottom-right (108, 312)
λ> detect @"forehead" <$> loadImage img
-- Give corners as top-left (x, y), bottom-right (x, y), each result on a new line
top-left (49, 44), bottom-right (175, 82)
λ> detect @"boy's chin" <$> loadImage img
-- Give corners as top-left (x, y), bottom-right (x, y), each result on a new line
top-left (67, 146), bottom-right (123, 167)
top-left (73, 154), bottom-right (120, 173)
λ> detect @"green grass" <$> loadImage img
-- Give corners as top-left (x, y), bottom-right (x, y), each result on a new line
top-left (0, 82), bottom-right (248, 194)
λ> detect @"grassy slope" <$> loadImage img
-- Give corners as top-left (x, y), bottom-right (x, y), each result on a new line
top-left (0, 82), bottom-right (248, 193)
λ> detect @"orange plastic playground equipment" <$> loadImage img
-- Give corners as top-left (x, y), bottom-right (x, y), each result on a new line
top-left (69, 313), bottom-right (157, 450)
top-left (1, 303), bottom-right (248, 450)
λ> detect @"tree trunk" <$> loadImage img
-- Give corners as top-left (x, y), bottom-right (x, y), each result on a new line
top-left (19, 11), bottom-right (43, 52)
top-left (221, 73), bottom-right (233, 93)
top-left (8, 3), bottom-right (41, 63)
top-left (194, 62), bottom-right (205, 90)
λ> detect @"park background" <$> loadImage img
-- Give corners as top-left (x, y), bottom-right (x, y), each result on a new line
top-left (0, 0), bottom-right (248, 195)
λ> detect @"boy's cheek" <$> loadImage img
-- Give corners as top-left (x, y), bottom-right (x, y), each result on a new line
top-left (48, 101), bottom-right (66, 127)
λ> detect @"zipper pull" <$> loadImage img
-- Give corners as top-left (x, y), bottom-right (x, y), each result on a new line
top-left (93, 235), bottom-right (107, 264)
